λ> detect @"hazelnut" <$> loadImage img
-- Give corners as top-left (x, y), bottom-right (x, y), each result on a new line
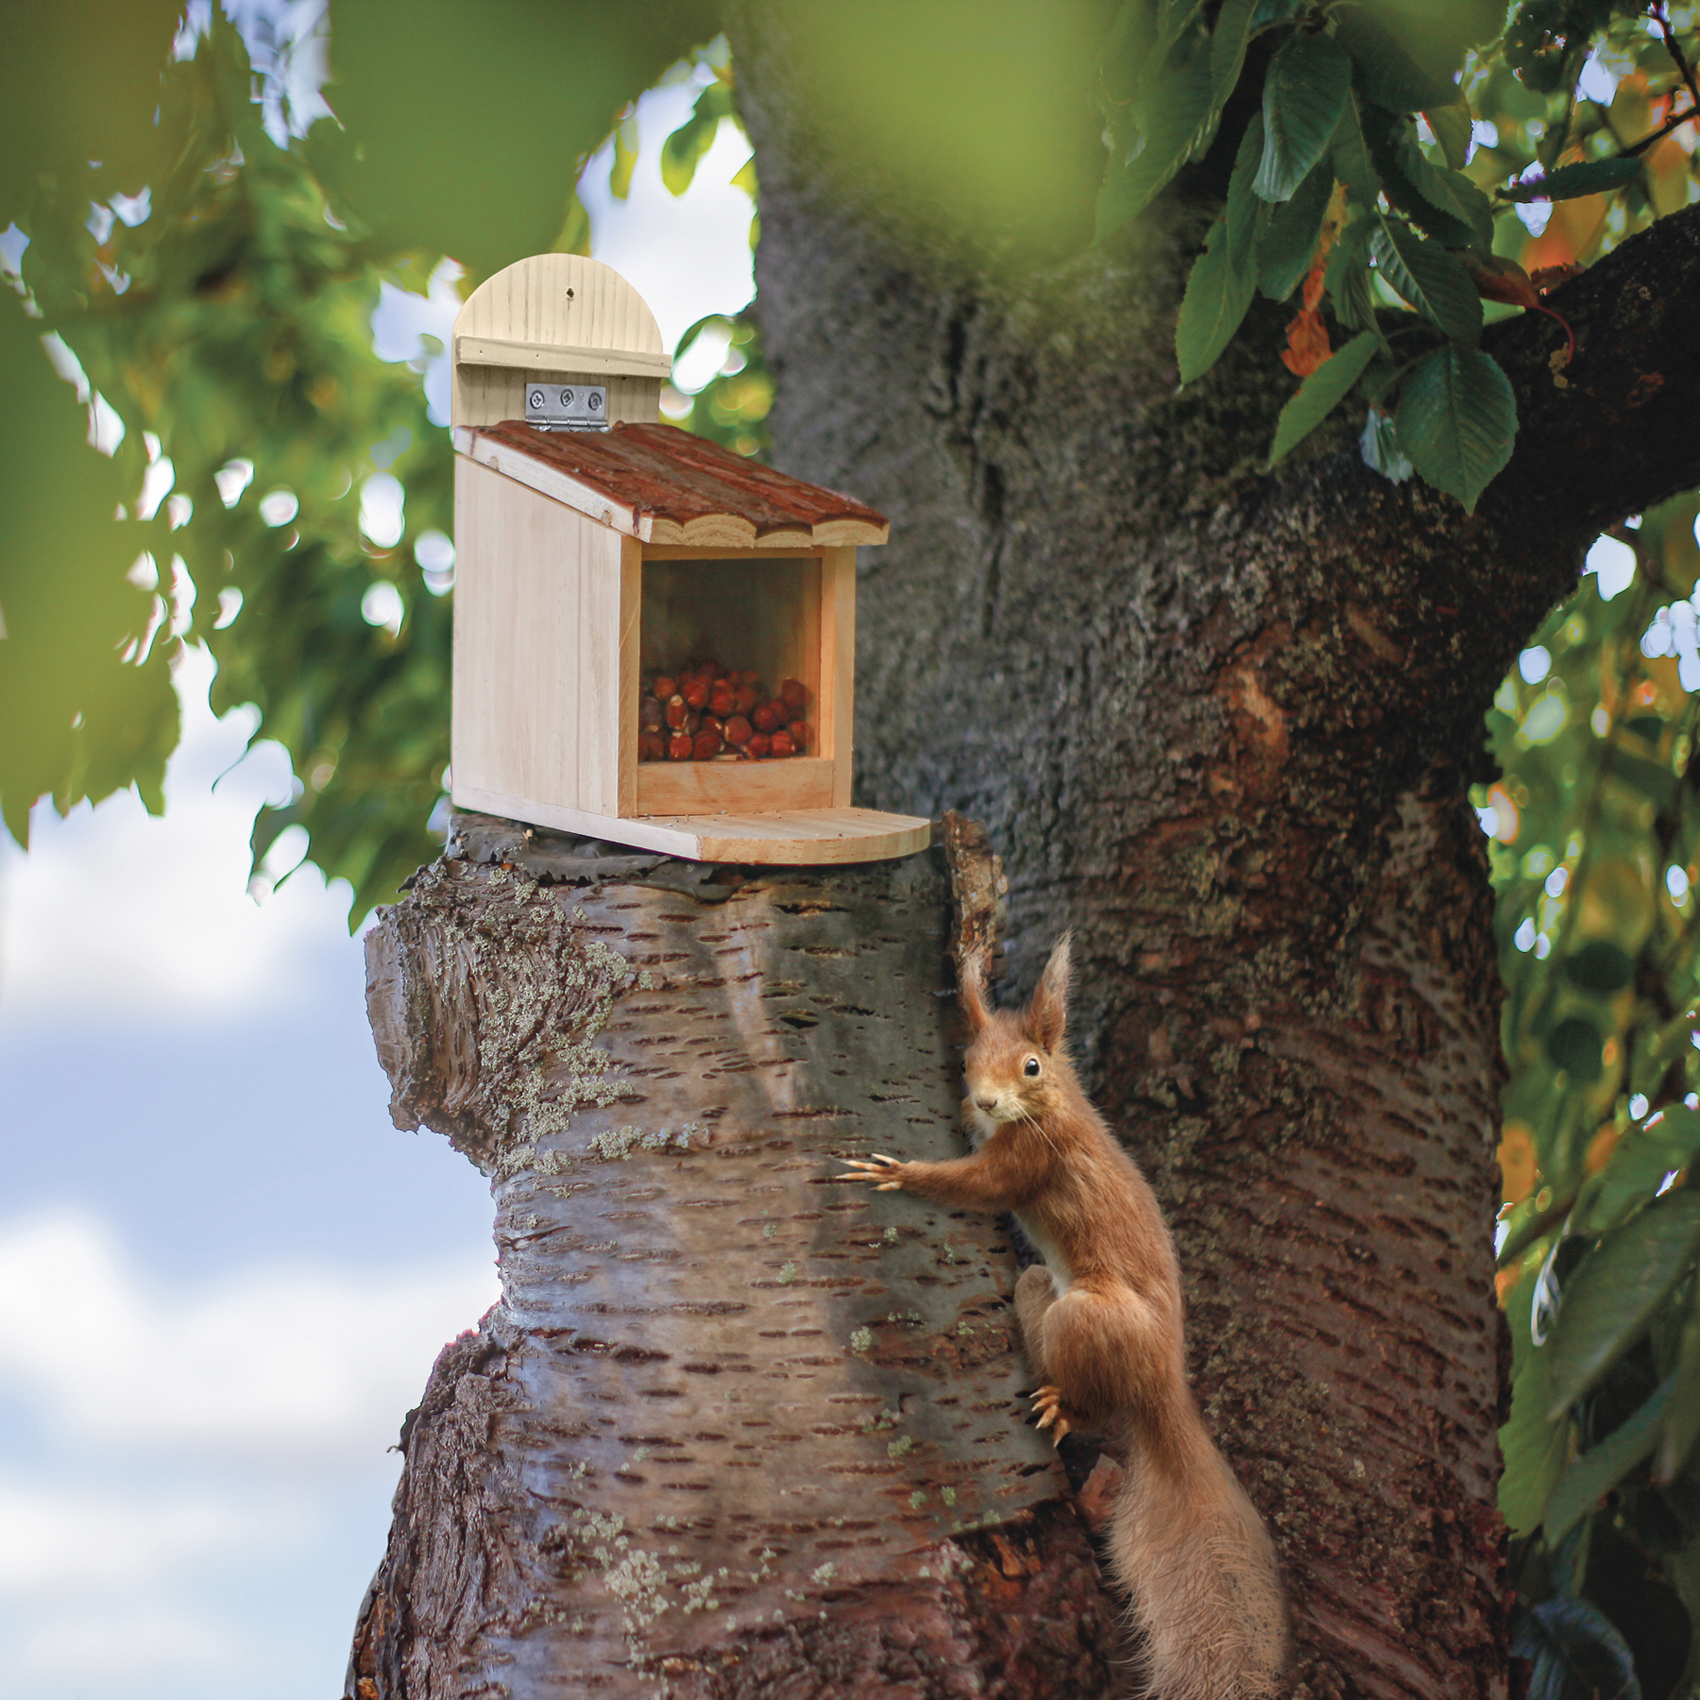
top-left (652, 675), bottom-right (676, 701)
top-left (734, 685), bottom-right (759, 716)
top-left (748, 732), bottom-right (772, 759)
top-left (639, 730), bottom-right (667, 762)
top-left (709, 688), bottom-right (736, 719)
top-left (752, 703), bottom-right (780, 734)
top-left (693, 727), bottom-right (724, 760)
top-left (780, 678), bottom-right (809, 711)
top-left (724, 715), bottom-right (753, 746)
top-left (770, 730), bottom-right (796, 758)
top-left (667, 731), bottom-right (694, 761)
top-left (664, 693), bottom-right (691, 730)
top-left (788, 720), bottom-right (811, 750)
top-left (683, 679), bottom-right (710, 710)
top-left (640, 697), bottom-right (664, 732)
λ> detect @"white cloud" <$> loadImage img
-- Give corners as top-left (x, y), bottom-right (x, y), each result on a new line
top-left (0, 1475), bottom-right (286, 1593)
top-left (6, 1602), bottom-right (249, 1681)
top-left (0, 644), bottom-right (370, 1024)
top-left (0, 1212), bottom-right (498, 1469)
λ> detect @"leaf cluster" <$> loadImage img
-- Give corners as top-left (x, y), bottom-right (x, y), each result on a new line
top-left (0, 9), bottom-right (719, 923)
top-left (1096, 0), bottom-right (1699, 513)
top-left (1484, 493), bottom-right (1700, 1696)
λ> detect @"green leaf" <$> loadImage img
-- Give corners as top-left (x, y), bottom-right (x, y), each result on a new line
top-left (1096, 23), bottom-right (1214, 239)
top-left (1175, 121), bottom-right (1267, 383)
top-left (1546, 1190), bottom-right (1700, 1417)
top-left (1360, 407), bottom-right (1413, 483)
top-left (1325, 217), bottom-right (1377, 331)
top-left (1257, 156), bottom-right (1334, 300)
top-left (1500, 1269), bottom-right (1571, 1536)
top-left (1501, 157), bottom-right (1647, 203)
top-left (1330, 93), bottom-right (1379, 207)
top-left (1427, 103), bottom-right (1472, 172)
top-left (1266, 332), bottom-right (1379, 466)
top-left (1513, 1597), bottom-right (1644, 1700)
top-left (1369, 219), bottom-right (1483, 344)
top-left (1543, 1373), bottom-right (1676, 1543)
top-left (1574, 1107), bottom-right (1700, 1237)
top-left (1253, 31), bottom-right (1352, 203)
top-left (1156, 0), bottom-right (1206, 53)
top-left (1547, 1017), bottom-right (1604, 1080)
top-left (1563, 941), bottom-right (1635, 993)
top-left (660, 83), bottom-right (731, 198)
top-left (1333, 8), bottom-right (1459, 113)
top-left (1370, 118), bottom-right (1494, 248)
top-left (1394, 344), bottom-right (1516, 513)
top-left (1209, 0), bottom-right (1258, 110)
top-left (1659, 1278), bottom-right (1700, 1482)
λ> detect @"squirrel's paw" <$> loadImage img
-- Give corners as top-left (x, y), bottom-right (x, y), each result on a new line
top-left (836, 1154), bottom-right (907, 1191)
top-left (1030, 1385), bottom-right (1075, 1446)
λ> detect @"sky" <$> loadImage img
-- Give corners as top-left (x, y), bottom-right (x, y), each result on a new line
top-left (0, 28), bottom-right (754, 1700)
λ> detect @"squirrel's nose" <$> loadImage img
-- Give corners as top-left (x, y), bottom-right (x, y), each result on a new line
top-left (975, 1094), bottom-right (998, 1114)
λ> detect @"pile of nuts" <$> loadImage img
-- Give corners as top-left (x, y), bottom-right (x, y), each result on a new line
top-left (639, 662), bottom-right (814, 762)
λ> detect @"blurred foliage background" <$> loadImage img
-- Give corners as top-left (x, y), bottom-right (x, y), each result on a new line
top-left (4, 2), bottom-right (1700, 1690)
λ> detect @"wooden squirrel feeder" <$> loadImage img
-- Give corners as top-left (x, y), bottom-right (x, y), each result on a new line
top-left (449, 253), bottom-right (930, 864)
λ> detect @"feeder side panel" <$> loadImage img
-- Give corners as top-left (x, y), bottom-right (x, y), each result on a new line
top-left (452, 456), bottom-right (624, 821)
top-left (822, 546), bottom-right (857, 806)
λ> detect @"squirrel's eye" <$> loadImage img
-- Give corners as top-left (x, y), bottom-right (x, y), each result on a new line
top-left (1023, 1056), bottom-right (1041, 1077)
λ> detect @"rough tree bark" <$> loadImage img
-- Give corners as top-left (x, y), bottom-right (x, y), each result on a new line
top-left (724, 9), bottom-right (1700, 1698)
top-left (349, 813), bottom-right (1122, 1698)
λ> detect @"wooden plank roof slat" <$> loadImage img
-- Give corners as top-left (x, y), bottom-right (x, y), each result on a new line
top-left (456, 419), bottom-right (889, 548)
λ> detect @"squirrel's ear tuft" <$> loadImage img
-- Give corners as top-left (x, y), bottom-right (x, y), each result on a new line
top-left (1027, 933), bottom-right (1071, 1051)
top-left (959, 947), bottom-right (991, 1034)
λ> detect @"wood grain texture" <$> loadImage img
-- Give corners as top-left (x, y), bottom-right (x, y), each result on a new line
top-left (350, 816), bottom-right (1121, 1699)
top-left (456, 335), bottom-right (674, 378)
top-left (452, 254), bottom-right (667, 429)
top-left (462, 421), bottom-right (889, 548)
top-left (443, 788), bottom-right (933, 865)
top-left (455, 368), bottom-right (663, 432)
top-left (451, 457), bottom-right (625, 819)
top-left (821, 549), bottom-right (856, 806)
top-left (635, 758), bottom-right (838, 816)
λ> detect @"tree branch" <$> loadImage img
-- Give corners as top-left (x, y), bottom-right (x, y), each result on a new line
top-left (1486, 202), bottom-right (1700, 533)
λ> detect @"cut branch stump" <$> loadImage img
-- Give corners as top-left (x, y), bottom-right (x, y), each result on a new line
top-left (349, 811), bottom-right (1119, 1699)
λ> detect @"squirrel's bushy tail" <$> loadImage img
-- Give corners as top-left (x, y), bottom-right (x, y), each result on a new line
top-left (1106, 1419), bottom-right (1288, 1700)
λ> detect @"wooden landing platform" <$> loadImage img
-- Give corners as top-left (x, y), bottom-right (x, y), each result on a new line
top-left (451, 786), bottom-right (932, 864)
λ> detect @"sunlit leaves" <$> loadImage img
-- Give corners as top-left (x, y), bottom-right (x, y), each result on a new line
top-left (0, 290), bottom-right (178, 843)
top-left (1393, 345), bottom-right (1515, 513)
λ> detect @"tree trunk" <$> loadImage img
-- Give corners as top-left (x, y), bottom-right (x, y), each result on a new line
top-left (725, 11), bottom-right (1700, 1698)
top-left (348, 812), bottom-right (1122, 1698)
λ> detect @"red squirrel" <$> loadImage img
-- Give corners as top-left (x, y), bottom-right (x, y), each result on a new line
top-left (840, 936), bottom-right (1288, 1700)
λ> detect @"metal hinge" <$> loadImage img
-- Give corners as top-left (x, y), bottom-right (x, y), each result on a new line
top-left (524, 383), bottom-right (609, 432)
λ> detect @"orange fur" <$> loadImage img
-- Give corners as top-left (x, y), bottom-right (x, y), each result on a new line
top-left (842, 937), bottom-right (1289, 1699)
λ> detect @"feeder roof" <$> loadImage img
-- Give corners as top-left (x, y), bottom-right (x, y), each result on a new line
top-left (452, 419), bottom-right (890, 550)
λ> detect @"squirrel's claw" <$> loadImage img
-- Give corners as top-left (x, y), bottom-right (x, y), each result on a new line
top-left (836, 1155), bottom-right (907, 1191)
top-left (1030, 1385), bottom-right (1073, 1446)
